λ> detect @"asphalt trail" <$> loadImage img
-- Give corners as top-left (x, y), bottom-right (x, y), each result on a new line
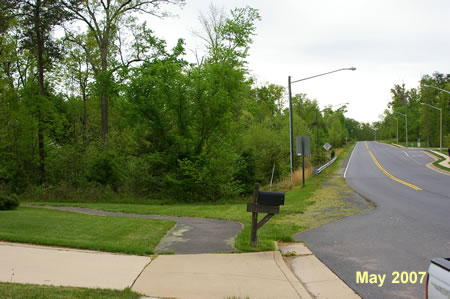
top-left (24, 205), bottom-right (243, 254)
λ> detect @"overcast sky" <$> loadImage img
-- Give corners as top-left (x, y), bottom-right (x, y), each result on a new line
top-left (145, 0), bottom-right (450, 123)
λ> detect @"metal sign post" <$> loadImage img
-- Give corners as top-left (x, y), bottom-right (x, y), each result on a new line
top-left (296, 136), bottom-right (311, 187)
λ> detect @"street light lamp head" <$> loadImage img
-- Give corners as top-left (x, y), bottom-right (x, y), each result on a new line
top-left (349, 67), bottom-right (356, 71)
top-left (421, 84), bottom-right (450, 95)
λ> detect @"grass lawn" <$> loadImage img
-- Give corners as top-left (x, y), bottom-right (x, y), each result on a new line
top-left (27, 143), bottom-right (357, 252)
top-left (0, 282), bottom-right (141, 299)
top-left (0, 207), bottom-right (175, 255)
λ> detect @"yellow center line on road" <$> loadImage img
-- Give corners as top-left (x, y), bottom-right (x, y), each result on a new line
top-left (365, 142), bottom-right (422, 191)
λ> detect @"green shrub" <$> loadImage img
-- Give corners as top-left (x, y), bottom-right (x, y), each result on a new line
top-left (330, 150), bottom-right (336, 159)
top-left (164, 150), bottom-right (241, 202)
top-left (234, 151), bottom-right (256, 194)
top-left (87, 152), bottom-right (122, 191)
top-left (0, 193), bottom-right (20, 210)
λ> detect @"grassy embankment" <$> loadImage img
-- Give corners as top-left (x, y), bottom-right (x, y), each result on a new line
top-left (22, 142), bottom-right (369, 252)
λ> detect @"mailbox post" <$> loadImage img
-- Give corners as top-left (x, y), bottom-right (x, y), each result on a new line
top-left (247, 183), bottom-right (285, 247)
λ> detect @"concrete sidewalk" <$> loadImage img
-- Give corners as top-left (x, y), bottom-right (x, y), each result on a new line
top-left (0, 241), bottom-right (359, 298)
top-left (0, 241), bottom-right (149, 290)
top-left (134, 251), bottom-right (311, 299)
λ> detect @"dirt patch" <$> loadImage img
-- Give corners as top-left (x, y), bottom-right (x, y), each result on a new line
top-left (284, 173), bottom-right (373, 231)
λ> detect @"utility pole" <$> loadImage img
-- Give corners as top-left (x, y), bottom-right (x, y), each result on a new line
top-left (395, 111), bottom-right (407, 147)
top-left (287, 67), bottom-right (356, 185)
top-left (288, 76), bottom-right (294, 184)
top-left (421, 101), bottom-right (443, 152)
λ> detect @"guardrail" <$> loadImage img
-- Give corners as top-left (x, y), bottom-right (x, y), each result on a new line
top-left (314, 156), bottom-right (337, 176)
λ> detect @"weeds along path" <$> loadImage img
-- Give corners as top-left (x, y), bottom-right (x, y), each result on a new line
top-left (24, 205), bottom-right (243, 254)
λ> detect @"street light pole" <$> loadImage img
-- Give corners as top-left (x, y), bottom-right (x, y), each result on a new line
top-left (386, 115), bottom-right (398, 144)
top-left (288, 76), bottom-right (294, 184)
top-left (421, 102), bottom-right (442, 152)
top-left (422, 84), bottom-right (449, 152)
top-left (423, 84), bottom-right (450, 95)
top-left (394, 111), bottom-right (407, 147)
top-left (394, 117), bottom-right (398, 145)
top-left (288, 67), bottom-right (356, 184)
top-left (315, 109), bottom-right (319, 151)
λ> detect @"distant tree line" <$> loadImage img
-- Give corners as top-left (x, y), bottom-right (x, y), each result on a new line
top-left (373, 73), bottom-right (449, 148)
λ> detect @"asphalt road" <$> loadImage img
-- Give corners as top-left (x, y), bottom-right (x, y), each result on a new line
top-left (295, 141), bottom-right (450, 299)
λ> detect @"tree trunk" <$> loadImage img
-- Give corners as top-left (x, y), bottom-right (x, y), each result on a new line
top-left (100, 41), bottom-right (109, 142)
top-left (35, 0), bottom-right (45, 185)
top-left (101, 93), bottom-right (108, 141)
top-left (82, 81), bottom-right (88, 146)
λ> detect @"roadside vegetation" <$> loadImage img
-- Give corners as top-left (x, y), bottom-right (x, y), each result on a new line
top-left (0, 282), bottom-right (141, 299)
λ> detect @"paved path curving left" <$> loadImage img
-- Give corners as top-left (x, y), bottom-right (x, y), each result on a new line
top-left (25, 205), bottom-right (243, 254)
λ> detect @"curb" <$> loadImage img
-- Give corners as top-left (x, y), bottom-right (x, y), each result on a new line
top-left (423, 151), bottom-right (450, 176)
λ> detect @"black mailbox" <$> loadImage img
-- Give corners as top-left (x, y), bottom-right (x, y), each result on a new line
top-left (258, 191), bottom-right (285, 206)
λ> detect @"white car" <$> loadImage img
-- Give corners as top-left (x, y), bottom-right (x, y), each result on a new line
top-left (426, 258), bottom-right (450, 299)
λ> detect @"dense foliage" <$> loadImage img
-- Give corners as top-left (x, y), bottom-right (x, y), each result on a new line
top-left (1, 3), bottom-right (422, 202)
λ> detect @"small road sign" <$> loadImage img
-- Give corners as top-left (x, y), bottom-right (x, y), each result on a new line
top-left (323, 142), bottom-right (332, 151)
top-left (296, 136), bottom-right (311, 156)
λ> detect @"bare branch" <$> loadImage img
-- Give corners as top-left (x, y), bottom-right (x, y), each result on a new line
top-left (111, 0), bottom-right (163, 22)
top-left (62, 4), bottom-right (101, 46)
top-left (100, 0), bottom-right (108, 12)
top-left (117, 29), bottom-right (126, 66)
top-left (84, 1), bottom-right (102, 42)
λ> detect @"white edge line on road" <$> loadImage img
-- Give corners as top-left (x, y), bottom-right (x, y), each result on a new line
top-left (344, 143), bottom-right (357, 178)
top-left (402, 150), bottom-right (409, 157)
